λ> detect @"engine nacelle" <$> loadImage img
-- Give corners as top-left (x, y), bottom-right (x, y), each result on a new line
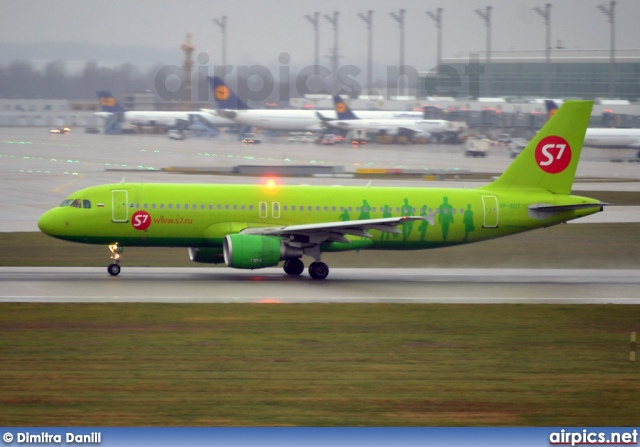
top-left (223, 234), bottom-right (302, 270)
top-left (188, 247), bottom-right (225, 264)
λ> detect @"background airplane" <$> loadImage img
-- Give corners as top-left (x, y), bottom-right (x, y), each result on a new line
top-left (38, 101), bottom-right (604, 280)
top-left (201, 76), bottom-right (425, 133)
top-left (318, 96), bottom-right (461, 143)
top-left (546, 100), bottom-right (640, 156)
top-left (96, 91), bottom-right (232, 134)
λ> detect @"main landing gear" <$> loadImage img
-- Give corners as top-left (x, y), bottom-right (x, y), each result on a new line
top-left (282, 258), bottom-right (329, 280)
top-left (107, 243), bottom-right (123, 276)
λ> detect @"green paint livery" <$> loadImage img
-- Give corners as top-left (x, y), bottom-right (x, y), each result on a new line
top-left (38, 101), bottom-right (605, 279)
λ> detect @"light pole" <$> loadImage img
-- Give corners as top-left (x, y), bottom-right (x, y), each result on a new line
top-left (389, 9), bottom-right (406, 95)
top-left (426, 8), bottom-right (443, 75)
top-left (324, 11), bottom-right (340, 91)
top-left (533, 4), bottom-right (551, 98)
top-left (304, 12), bottom-right (320, 77)
top-left (474, 6), bottom-right (492, 97)
top-left (597, 1), bottom-right (617, 99)
top-left (357, 10), bottom-right (374, 93)
top-left (213, 15), bottom-right (227, 67)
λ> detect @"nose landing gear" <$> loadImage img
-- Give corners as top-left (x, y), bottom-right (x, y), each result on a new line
top-left (108, 243), bottom-right (123, 276)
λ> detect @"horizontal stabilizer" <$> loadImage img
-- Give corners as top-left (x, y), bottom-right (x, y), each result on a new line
top-left (527, 202), bottom-right (608, 220)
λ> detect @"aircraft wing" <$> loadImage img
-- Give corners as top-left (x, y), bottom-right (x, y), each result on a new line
top-left (200, 108), bottom-right (238, 120)
top-left (240, 215), bottom-right (433, 244)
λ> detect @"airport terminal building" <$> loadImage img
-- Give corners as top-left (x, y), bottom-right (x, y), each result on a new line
top-left (420, 49), bottom-right (640, 101)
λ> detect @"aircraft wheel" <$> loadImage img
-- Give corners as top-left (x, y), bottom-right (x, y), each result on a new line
top-left (283, 258), bottom-right (304, 276)
top-left (308, 261), bottom-right (329, 280)
top-left (107, 263), bottom-right (121, 276)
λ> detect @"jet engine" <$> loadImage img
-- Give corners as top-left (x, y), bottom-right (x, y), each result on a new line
top-left (223, 234), bottom-right (303, 269)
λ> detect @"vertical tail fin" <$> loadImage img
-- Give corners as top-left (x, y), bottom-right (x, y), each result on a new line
top-left (481, 100), bottom-right (593, 195)
top-left (97, 91), bottom-right (125, 113)
top-left (333, 96), bottom-right (359, 120)
top-left (544, 99), bottom-right (559, 119)
top-left (207, 76), bottom-right (250, 110)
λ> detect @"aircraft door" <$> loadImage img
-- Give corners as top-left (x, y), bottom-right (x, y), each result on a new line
top-left (112, 190), bottom-right (129, 223)
top-left (259, 202), bottom-right (268, 218)
top-left (272, 202), bottom-right (281, 219)
top-left (482, 195), bottom-right (499, 228)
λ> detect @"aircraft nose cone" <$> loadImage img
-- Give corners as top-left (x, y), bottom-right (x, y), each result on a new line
top-left (37, 210), bottom-right (57, 236)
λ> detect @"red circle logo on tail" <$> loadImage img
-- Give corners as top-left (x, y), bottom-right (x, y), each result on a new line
top-left (535, 136), bottom-right (572, 174)
top-left (131, 210), bottom-right (151, 230)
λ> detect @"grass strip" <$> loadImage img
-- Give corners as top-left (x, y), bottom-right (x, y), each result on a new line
top-left (1, 303), bottom-right (638, 426)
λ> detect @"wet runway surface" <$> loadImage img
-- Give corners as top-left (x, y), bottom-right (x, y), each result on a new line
top-left (2, 267), bottom-right (639, 304)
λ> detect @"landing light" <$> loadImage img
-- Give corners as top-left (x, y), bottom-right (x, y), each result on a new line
top-left (262, 177), bottom-right (279, 190)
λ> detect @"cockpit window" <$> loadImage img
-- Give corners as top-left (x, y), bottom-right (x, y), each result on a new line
top-left (59, 199), bottom-right (90, 209)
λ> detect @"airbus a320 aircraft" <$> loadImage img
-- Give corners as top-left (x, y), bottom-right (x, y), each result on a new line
top-left (318, 96), bottom-right (456, 141)
top-left (95, 91), bottom-right (231, 130)
top-left (39, 101), bottom-right (604, 280)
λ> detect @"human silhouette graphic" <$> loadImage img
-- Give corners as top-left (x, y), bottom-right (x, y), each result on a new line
top-left (463, 204), bottom-right (475, 242)
top-left (380, 204), bottom-right (392, 240)
top-left (358, 200), bottom-right (371, 220)
top-left (419, 204), bottom-right (429, 241)
top-left (438, 196), bottom-right (454, 242)
top-left (401, 198), bottom-right (414, 241)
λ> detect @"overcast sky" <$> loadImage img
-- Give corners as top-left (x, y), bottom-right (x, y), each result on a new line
top-left (1, 0), bottom-right (637, 73)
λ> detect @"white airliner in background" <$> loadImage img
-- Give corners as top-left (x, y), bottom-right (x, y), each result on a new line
top-left (203, 76), bottom-right (424, 132)
top-left (546, 100), bottom-right (640, 154)
top-left (96, 91), bottom-right (232, 130)
top-left (583, 128), bottom-right (640, 150)
top-left (319, 96), bottom-right (456, 141)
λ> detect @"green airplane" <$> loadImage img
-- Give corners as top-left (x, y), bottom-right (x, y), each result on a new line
top-left (38, 100), bottom-right (605, 279)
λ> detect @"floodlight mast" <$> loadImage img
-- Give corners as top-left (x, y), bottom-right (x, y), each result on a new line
top-left (304, 12), bottom-right (320, 77)
top-left (533, 4), bottom-right (551, 98)
top-left (426, 8), bottom-right (443, 75)
top-left (213, 16), bottom-right (227, 67)
top-left (324, 11), bottom-right (340, 92)
top-left (597, 1), bottom-right (617, 99)
top-left (389, 9), bottom-right (406, 95)
top-left (474, 6), bottom-right (492, 97)
top-left (357, 10), bottom-right (374, 93)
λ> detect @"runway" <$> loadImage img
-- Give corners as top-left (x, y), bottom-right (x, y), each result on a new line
top-left (2, 267), bottom-right (639, 304)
